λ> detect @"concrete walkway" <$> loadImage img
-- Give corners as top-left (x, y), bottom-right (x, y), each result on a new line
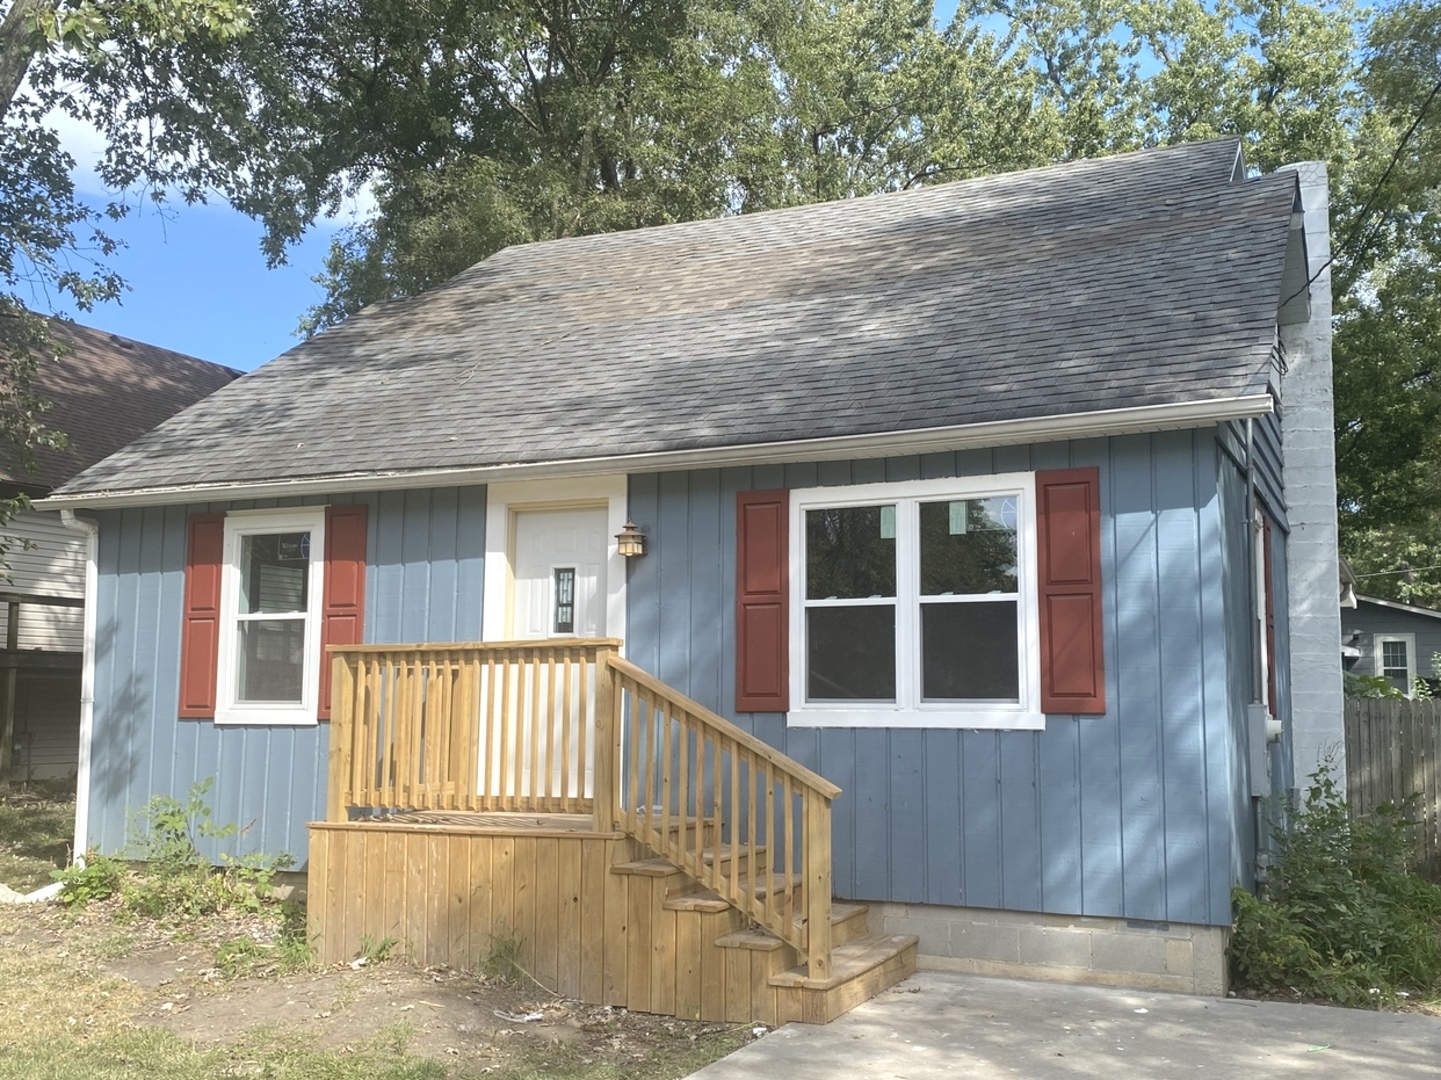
top-left (688, 972), bottom-right (1441, 1078)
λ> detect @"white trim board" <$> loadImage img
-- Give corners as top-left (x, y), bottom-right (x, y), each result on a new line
top-left (482, 475), bottom-right (628, 650)
top-left (38, 395), bottom-right (1276, 510)
top-left (1356, 593), bottom-right (1441, 621)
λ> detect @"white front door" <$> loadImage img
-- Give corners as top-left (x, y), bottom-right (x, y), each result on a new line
top-left (510, 506), bottom-right (609, 639)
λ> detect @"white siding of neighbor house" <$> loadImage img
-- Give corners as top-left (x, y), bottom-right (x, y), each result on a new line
top-left (0, 508), bottom-right (85, 652)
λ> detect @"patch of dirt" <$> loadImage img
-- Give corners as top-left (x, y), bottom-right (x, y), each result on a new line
top-left (7, 899), bottom-right (754, 1075)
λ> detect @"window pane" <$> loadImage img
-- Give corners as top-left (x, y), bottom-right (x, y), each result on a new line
top-left (236, 619), bottom-right (306, 703)
top-left (921, 601), bottom-right (1020, 701)
top-left (807, 605), bottom-right (896, 700)
top-left (240, 533), bottom-right (311, 614)
top-left (806, 506), bottom-right (896, 600)
top-left (1382, 640), bottom-right (1409, 671)
top-left (919, 498), bottom-right (1017, 596)
top-left (554, 567), bottom-right (576, 634)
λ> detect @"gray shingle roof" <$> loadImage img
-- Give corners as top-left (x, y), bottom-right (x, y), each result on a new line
top-left (54, 138), bottom-right (1297, 497)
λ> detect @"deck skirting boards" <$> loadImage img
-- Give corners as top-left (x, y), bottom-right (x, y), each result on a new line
top-left (307, 821), bottom-right (916, 1025)
top-left (869, 901), bottom-right (1229, 996)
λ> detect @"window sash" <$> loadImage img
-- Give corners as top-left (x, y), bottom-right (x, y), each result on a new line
top-left (215, 509), bottom-right (327, 726)
top-left (789, 473), bottom-right (1041, 730)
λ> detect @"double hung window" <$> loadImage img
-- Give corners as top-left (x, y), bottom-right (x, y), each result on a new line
top-left (788, 474), bottom-right (1041, 729)
top-left (215, 509), bottom-right (327, 725)
top-left (1377, 634), bottom-right (1416, 698)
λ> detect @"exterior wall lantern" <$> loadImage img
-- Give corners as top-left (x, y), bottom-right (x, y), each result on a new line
top-left (615, 520), bottom-right (647, 558)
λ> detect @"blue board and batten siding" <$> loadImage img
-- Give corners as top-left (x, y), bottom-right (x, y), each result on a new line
top-left (87, 429), bottom-right (1259, 929)
top-left (627, 430), bottom-right (1241, 928)
top-left (88, 488), bottom-right (486, 861)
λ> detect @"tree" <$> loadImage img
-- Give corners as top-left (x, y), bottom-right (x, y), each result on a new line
top-left (0, 0), bottom-right (248, 487)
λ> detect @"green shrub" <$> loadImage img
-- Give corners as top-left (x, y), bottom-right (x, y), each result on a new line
top-left (1231, 766), bottom-right (1441, 1006)
top-left (55, 781), bottom-right (296, 924)
top-left (52, 852), bottom-right (124, 908)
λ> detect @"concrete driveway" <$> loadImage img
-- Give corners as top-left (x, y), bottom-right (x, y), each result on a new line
top-left (687, 972), bottom-right (1441, 1078)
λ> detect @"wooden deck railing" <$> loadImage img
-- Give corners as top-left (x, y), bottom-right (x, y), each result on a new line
top-left (326, 640), bottom-right (839, 979)
top-left (327, 640), bottom-right (619, 820)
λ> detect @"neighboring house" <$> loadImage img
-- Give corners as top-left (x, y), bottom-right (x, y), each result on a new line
top-left (0, 319), bottom-right (238, 782)
top-left (1342, 594), bottom-right (1441, 696)
top-left (40, 139), bottom-right (1341, 1018)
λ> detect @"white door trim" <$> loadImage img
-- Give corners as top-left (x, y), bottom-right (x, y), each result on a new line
top-left (482, 474), bottom-right (628, 649)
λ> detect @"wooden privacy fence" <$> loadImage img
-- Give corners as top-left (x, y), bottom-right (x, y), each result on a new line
top-left (325, 640), bottom-right (840, 977)
top-left (1344, 697), bottom-right (1441, 879)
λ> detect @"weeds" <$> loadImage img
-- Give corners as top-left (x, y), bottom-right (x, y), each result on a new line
top-left (52, 852), bottom-right (124, 908)
top-left (358, 934), bottom-right (399, 964)
top-left (54, 780), bottom-right (297, 923)
top-left (1231, 764), bottom-right (1441, 1006)
top-left (481, 924), bottom-right (526, 982)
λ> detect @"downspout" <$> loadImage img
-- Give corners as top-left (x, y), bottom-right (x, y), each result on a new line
top-left (59, 509), bottom-right (97, 859)
top-left (1245, 418), bottom-right (1260, 704)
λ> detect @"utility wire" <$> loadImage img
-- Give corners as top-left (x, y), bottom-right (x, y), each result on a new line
top-left (1282, 74), bottom-right (1441, 308)
top-left (1354, 563), bottom-right (1441, 580)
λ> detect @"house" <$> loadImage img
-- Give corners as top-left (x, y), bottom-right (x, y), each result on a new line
top-left (0, 319), bottom-right (238, 783)
top-left (1341, 590), bottom-right (1441, 696)
top-left (38, 138), bottom-right (1341, 1020)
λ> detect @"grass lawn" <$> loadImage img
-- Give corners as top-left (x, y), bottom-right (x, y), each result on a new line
top-left (0, 783), bottom-right (75, 892)
top-left (0, 792), bottom-right (751, 1079)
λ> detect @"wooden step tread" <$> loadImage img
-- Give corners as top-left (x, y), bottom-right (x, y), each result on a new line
top-left (715, 926), bottom-right (788, 951)
top-left (714, 902), bottom-right (873, 950)
top-left (769, 934), bottom-right (919, 991)
top-left (612, 843), bottom-right (765, 881)
top-left (664, 890), bottom-right (732, 913)
top-left (610, 857), bottom-right (686, 877)
top-left (700, 843), bottom-right (766, 864)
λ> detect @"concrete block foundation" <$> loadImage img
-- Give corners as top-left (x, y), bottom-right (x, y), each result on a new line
top-left (871, 902), bottom-right (1228, 995)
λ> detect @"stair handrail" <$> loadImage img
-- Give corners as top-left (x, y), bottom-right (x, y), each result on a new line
top-left (606, 654), bottom-right (837, 981)
top-left (605, 657), bottom-right (840, 801)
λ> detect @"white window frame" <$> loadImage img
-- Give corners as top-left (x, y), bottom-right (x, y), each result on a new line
top-left (786, 473), bottom-right (1043, 730)
top-left (215, 508), bottom-right (327, 726)
top-left (1376, 633), bottom-right (1417, 699)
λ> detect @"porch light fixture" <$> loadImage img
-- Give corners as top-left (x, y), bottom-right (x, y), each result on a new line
top-left (616, 520), bottom-right (647, 558)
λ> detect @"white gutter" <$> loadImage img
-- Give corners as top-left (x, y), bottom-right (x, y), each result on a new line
top-left (36, 393), bottom-right (1275, 511)
top-left (59, 510), bottom-right (98, 858)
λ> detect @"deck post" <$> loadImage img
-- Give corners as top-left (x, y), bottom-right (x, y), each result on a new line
top-left (327, 652), bottom-right (356, 822)
top-left (593, 646), bottom-right (618, 832)
top-left (804, 795), bottom-right (833, 982)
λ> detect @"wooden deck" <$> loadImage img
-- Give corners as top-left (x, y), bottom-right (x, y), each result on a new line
top-left (309, 641), bottom-right (916, 1025)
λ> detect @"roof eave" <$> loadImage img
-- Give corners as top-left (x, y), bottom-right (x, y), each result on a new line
top-left (37, 393), bottom-right (1275, 511)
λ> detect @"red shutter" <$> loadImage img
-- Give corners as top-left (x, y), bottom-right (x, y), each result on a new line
top-left (178, 513), bottom-right (225, 719)
top-left (1263, 514), bottom-right (1277, 717)
top-left (1036, 468), bottom-right (1106, 715)
top-left (736, 490), bottom-right (789, 712)
top-left (318, 504), bottom-right (368, 721)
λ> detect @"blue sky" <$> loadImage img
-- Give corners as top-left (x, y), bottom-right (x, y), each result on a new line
top-left (52, 0), bottom-right (967, 373)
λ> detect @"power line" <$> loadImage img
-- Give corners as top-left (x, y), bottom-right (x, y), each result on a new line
top-left (1354, 562), bottom-right (1441, 580)
top-left (1282, 74), bottom-right (1441, 308)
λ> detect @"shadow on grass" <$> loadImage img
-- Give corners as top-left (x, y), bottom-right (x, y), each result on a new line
top-left (0, 786), bottom-right (76, 892)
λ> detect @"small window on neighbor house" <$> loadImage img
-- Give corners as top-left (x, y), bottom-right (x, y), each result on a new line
top-left (1379, 636), bottom-right (1415, 697)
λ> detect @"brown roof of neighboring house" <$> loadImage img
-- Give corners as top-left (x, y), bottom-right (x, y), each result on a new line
top-left (1, 318), bottom-right (240, 492)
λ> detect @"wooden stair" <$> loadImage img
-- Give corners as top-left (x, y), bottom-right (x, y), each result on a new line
top-left (317, 640), bottom-right (909, 1026)
top-left (610, 856), bottom-right (917, 1025)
